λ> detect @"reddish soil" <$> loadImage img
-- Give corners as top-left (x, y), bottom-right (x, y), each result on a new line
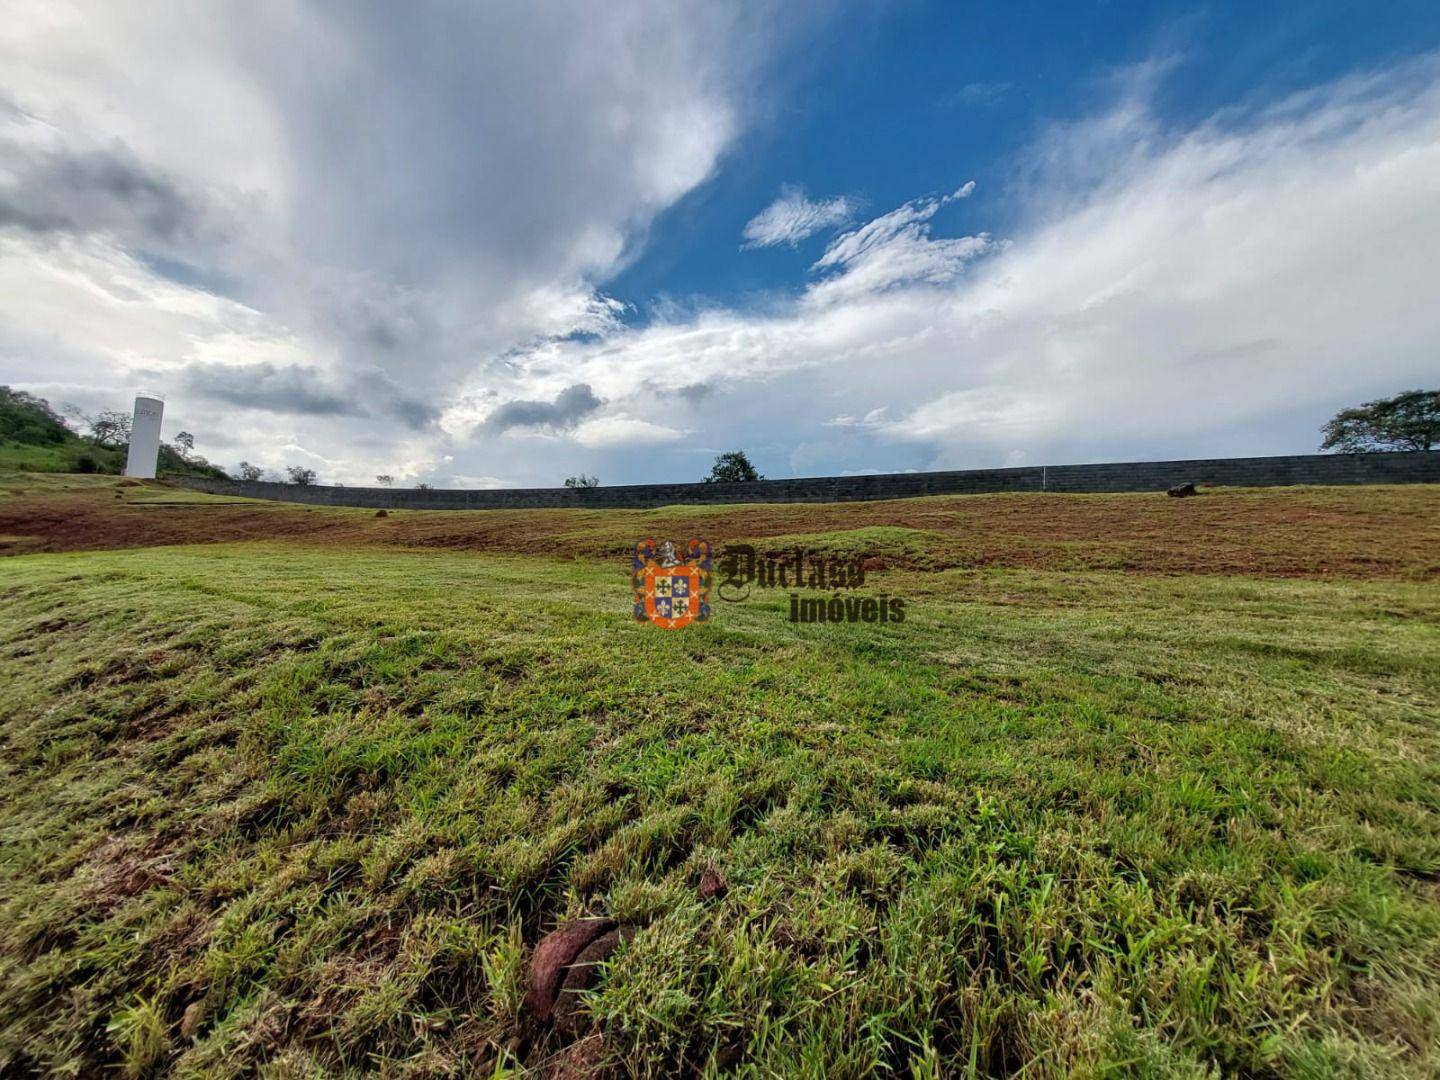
top-left (1, 480), bottom-right (1436, 579)
top-left (526, 919), bottom-right (617, 1024)
top-left (551, 928), bottom-right (633, 1038)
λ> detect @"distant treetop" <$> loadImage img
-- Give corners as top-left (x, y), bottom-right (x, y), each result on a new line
top-left (703, 450), bottom-right (763, 483)
top-left (1321, 389), bottom-right (1439, 453)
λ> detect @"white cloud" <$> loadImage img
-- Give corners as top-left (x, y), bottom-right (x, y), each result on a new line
top-left (0, 232), bottom-right (312, 381)
top-left (806, 184), bottom-right (989, 305)
top-left (279, 441), bottom-right (342, 466)
top-left (0, 0), bottom-right (819, 484)
top-left (571, 415), bottom-right (688, 447)
top-left (448, 474), bottom-right (512, 490)
top-left (945, 83), bottom-right (1011, 109)
top-left (742, 186), bottom-right (854, 247)
top-left (492, 57), bottom-right (1440, 473)
top-left (827, 407), bottom-right (889, 428)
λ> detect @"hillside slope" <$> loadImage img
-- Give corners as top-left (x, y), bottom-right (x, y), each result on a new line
top-left (0, 390), bottom-right (229, 479)
top-left (0, 388), bottom-right (125, 474)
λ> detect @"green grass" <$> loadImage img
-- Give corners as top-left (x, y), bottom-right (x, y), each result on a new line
top-left (0, 439), bottom-right (124, 474)
top-left (742, 526), bottom-right (946, 563)
top-left (1, 511), bottom-right (1439, 1075)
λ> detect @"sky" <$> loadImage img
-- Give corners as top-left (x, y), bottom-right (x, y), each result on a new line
top-left (2, 0), bottom-right (1439, 487)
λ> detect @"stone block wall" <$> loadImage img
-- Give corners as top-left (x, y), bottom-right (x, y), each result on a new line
top-left (173, 450), bottom-right (1440, 510)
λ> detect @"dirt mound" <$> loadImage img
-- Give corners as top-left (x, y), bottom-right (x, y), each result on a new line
top-left (526, 918), bottom-right (616, 1024)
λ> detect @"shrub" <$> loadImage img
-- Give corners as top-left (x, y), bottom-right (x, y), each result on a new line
top-left (703, 450), bottom-right (763, 483)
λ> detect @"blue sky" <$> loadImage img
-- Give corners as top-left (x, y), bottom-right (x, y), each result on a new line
top-left (613, 1), bottom-right (1440, 311)
top-left (2, 1), bottom-right (1439, 486)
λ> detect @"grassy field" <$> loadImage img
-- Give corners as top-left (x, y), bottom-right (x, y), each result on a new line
top-left (1, 475), bottom-right (1438, 1077)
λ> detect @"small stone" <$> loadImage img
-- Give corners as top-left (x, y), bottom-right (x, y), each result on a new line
top-left (180, 1000), bottom-right (206, 1038)
top-left (697, 868), bottom-right (727, 900)
top-left (1166, 482), bottom-right (1198, 498)
top-left (375, 509), bottom-right (389, 517)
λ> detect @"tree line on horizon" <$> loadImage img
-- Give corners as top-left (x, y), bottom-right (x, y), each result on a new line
top-left (2, 386), bottom-right (1435, 488)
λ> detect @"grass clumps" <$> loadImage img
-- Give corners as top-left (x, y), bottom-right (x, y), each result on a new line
top-left (0, 485), bottom-right (1438, 1075)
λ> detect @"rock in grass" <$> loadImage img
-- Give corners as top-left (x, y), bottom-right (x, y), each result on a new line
top-left (697, 867), bottom-right (727, 900)
top-left (551, 927), bottom-right (635, 1038)
top-left (375, 509), bottom-right (388, 517)
top-left (525, 919), bottom-right (615, 1023)
top-left (180, 1000), bottom-right (206, 1038)
top-left (1167, 482), bottom-right (1198, 498)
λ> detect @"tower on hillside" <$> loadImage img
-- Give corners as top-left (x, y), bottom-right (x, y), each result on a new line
top-left (124, 393), bottom-right (164, 478)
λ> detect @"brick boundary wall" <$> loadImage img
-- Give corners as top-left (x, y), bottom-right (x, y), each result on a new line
top-left (172, 450), bottom-right (1440, 511)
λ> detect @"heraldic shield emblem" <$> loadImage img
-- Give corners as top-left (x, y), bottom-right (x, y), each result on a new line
top-left (633, 538), bottom-right (711, 629)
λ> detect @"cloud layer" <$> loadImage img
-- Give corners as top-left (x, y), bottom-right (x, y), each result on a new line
top-left (2, 6), bottom-right (1438, 488)
top-left (0, 1), bottom-right (814, 483)
top-left (478, 58), bottom-right (1440, 478)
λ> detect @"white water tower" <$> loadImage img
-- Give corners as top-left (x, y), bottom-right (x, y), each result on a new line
top-left (124, 393), bottom-right (164, 478)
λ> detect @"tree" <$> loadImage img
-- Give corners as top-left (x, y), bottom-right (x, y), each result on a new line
top-left (82, 409), bottom-right (132, 449)
top-left (234, 461), bottom-right (264, 481)
top-left (156, 435), bottom-right (227, 480)
top-left (285, 465), bottom-right (318, 486)
top-left (1321, 390), bottom-right (1440, 453)
top-left (703, 450), bottom-right (763, 483)
top-left (564, 473), bottom-right (599, 488)
top-left (375, 474), bottom-right (394, 486)
top-left (415, 482), bottom-right (433, 490)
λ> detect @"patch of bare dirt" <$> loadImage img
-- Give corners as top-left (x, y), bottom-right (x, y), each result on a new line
top-left (2, 482), bottom-right (1435, 579)
top-left (76, 834), bottom-right (178, 916)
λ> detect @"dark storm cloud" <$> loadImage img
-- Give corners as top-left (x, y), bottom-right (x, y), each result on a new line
top-left (183, 362), bottom-right (438, 429)
top-left (184, 362), bottom-right (350, 416)
top-left (481, 383), bottom-right (602, 434)
top-left (638, 378), bottom-right (715, 402)
top-left (0, 138), bottom-right (211, 246)
top-left (385, 395), bottom-right (439, 429)
top-left (674, 382), bottom-right (716, 402)
top-left (350, 371), bottom-right (442, 428)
